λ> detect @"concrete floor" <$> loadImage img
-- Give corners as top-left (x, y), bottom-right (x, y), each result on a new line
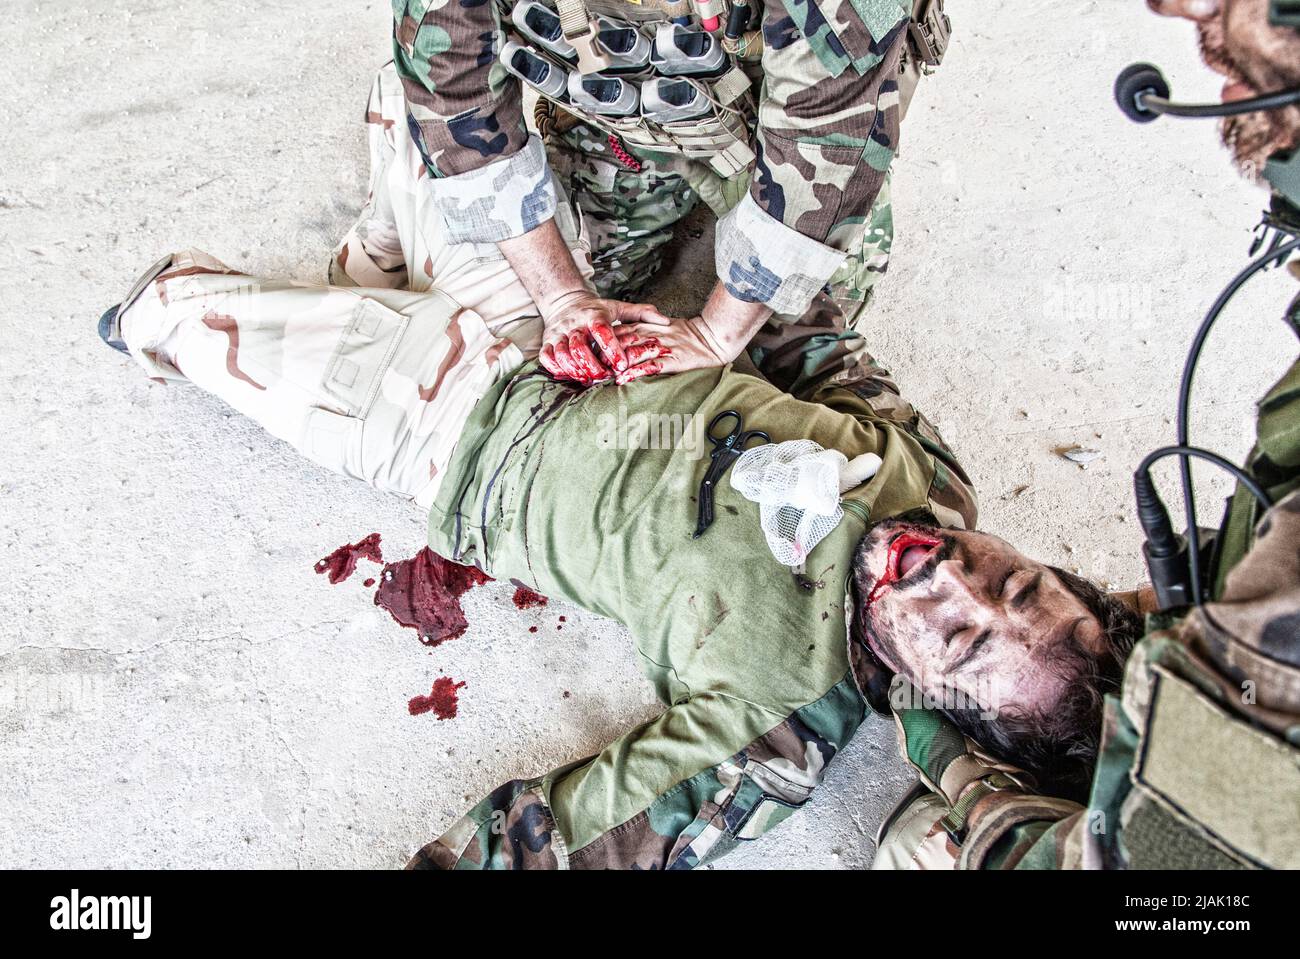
top-left (1, 0), bottom-right (1295, 869)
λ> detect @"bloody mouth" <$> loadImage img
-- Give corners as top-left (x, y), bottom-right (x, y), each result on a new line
top-left (864, 531), bottom-right (943, 609)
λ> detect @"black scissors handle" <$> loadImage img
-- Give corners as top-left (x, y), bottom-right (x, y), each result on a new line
top-left (706, 409), bottom-right (743, 446)
top-left (694, 410), bottom-right (770, 538)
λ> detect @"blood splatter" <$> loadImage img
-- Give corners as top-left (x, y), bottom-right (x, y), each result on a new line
top-left (511, 583), bottom-right (549, 610)
top-left (315, 533), bottom-right (384, 585)
top-left (363, 578), bottom-right (375, 588)
top-left (374, 547), bottom-right (492, 646)
top-left (408, 677), bottom-right (466, 720)
top-left (528, 625), bottom-right (538, 634)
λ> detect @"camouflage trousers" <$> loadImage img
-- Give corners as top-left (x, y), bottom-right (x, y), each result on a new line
top-left (118, 250), bottom-right (532, 507)
top-left (549, 123), bottom-right (895, 398)
top-left (117, 69), bottom-right (591, 507)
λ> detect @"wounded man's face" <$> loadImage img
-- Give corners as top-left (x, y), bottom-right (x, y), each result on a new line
top-left (853, 519), bottom-right (1108, 719)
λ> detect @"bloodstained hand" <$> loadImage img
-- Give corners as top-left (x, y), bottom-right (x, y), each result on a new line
top-left (538, 290), bottom-right (673, 384)
top-left (543, 327), bottom-right (671, 387)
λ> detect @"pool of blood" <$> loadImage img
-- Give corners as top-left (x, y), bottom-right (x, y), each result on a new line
top-left (408, 677), bottom-right (466, 719)
top-left (374, 547), bottom-right (492, 646)
top-left (314, 532), bottom-right (383, 584)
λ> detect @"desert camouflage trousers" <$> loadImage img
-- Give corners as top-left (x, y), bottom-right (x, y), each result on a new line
top-left (549, 123), bottom-right (896, 398)
top-left (118, 67), bottom-right (591, 508)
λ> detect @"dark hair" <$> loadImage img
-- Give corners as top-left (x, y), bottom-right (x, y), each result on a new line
top-left (942, 567), bottom-right (1143, 801)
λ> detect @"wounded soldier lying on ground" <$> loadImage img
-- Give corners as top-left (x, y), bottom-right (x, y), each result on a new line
top-left (94, 69), bottom-right (1143, 870)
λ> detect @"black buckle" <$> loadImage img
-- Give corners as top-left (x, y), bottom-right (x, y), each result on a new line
top-left (908, 0), bottom-right (951, 68)
top-left (1250, 199), bottom-right (1300, 269)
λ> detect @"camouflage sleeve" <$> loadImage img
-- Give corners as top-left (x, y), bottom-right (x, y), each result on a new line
top-left (959, 793), bottom-right (1089, 869)
top-left (871, 680), bottom-right (1086, 870)
top-left (407, 678), bottom-right (865, 869)
top-left (393, 0), bottom-right (559, 243)
top-left (809, 367), bottom-right (979, 531)
top-left (715, 0), bottom-right (909, 315)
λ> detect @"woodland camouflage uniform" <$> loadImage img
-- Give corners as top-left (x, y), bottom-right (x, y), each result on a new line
top-left (408, 351), bottom-right (976, 869)
top-left (392, 0), bottom-right (927, 394)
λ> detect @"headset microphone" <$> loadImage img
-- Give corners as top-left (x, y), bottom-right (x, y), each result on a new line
top-left (1112, 46), bottom-right (1300, 611)
top-left (1113, 62), bottom-right (1300, 124)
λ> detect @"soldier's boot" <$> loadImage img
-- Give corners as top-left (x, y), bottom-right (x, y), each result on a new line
top-left (97, 254), bottom-right (176, 355)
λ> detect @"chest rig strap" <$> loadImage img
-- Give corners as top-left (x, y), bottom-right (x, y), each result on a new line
top-left (556, 0), bottom-right (612, 73)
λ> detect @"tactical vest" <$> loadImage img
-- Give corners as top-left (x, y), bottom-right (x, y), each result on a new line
top-left (1108, 343), bottom-right (1300, 871)
top-left (499, 0), bottom-right (951, 177)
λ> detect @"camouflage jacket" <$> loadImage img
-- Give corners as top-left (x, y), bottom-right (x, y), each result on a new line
top-left (882, 286), bottom-right (1300, 870)
top-left (391, 0), bottom-right (912, 315)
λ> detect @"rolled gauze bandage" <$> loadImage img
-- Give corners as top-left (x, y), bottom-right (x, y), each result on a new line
top-left (730, 440), bottom-right (882, 566)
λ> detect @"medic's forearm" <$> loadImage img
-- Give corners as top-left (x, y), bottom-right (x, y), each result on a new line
top-left (697, 281), bottom-right (773, 361)
top-left (498, 218), bottom-right (593, 316)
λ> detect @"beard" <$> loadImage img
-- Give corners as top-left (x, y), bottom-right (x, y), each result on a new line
top-left (1198, 15), bottom-right (1300, 181)
top-left (1221, 105), bottom-right (1296, 181)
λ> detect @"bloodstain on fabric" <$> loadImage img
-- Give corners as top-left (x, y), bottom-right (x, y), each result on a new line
top-left (374, 547), bottom-right (492, 646)
top-left (511, 583), bottom-right (549, 609)
top-left (315, 533), bottom-right (384, 585)
top-left (408, 677), bottom-right (466, 720)
top-left (528, 625), bottom-right (538, 634)
top-left (201, 311), bottom-right (266, 391)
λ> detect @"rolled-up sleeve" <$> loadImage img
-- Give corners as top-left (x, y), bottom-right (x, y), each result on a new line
top-left (393, 0), bottom-right (558, 242)
top-left (715, 0), bottom-right (909, 314)
top-left (427, 134), bottom-right (560, 244)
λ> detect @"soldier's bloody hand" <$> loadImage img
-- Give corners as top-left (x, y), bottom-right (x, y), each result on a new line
top-left (612, 315), bottom-right (729, 385)
top-left (538, 290), bottom-right (672, 384)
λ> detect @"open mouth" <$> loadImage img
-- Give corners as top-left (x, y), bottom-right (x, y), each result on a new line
top-left (891, 534), bottom-right (940, 580)
top-left (864, 530), bottom-right (943, 610)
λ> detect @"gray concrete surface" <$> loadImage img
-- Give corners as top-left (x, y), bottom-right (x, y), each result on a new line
top-left (1, 0), bottom-right (1295, 869)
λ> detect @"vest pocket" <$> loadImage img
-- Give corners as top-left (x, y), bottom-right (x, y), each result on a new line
top-left (1131, 664), bottom-right (1300, 868)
